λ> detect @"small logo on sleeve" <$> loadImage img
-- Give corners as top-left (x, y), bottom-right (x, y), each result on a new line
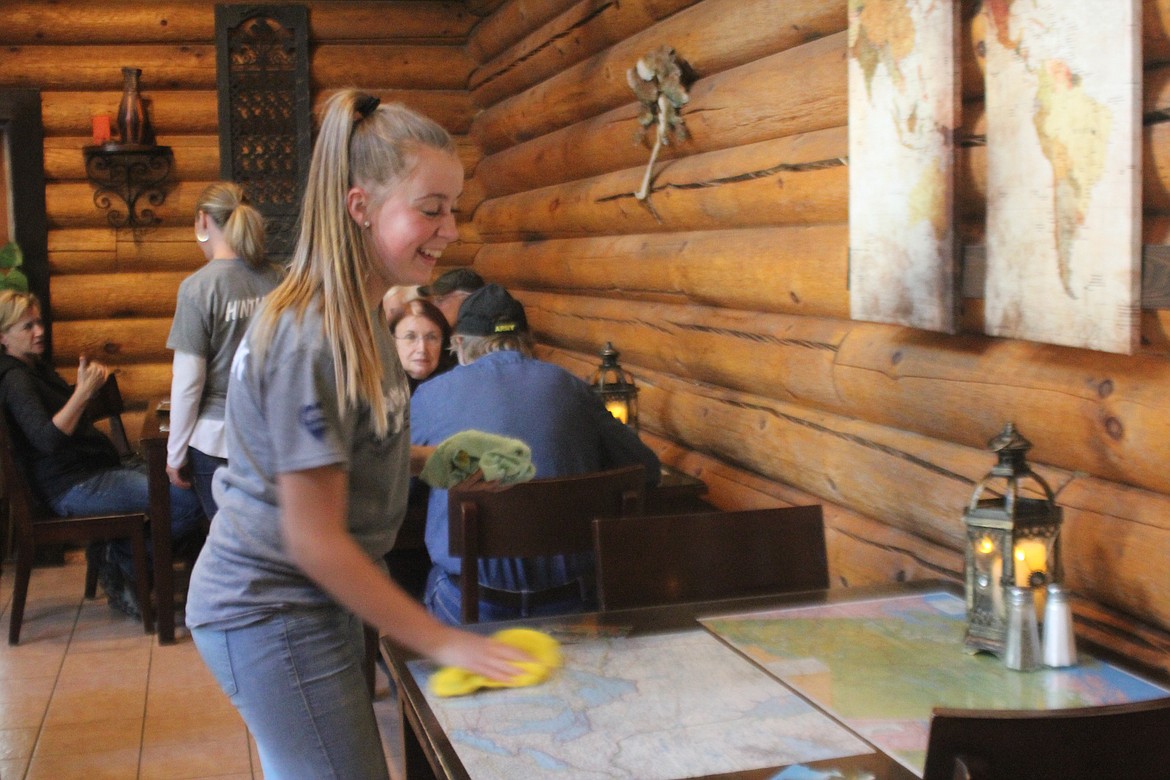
top-left (300, 403), bottom-right (327, 440)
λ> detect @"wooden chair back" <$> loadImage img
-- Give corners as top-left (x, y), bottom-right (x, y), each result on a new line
top-left (85, 373), bottom-right (133, 459)
top-left (923, 697), bottom-right (1170, 780)
top-left (448, 464), bottom-right (647, 623)
top-left (592, 505), bottom-right (829, 612)
top-left (0, 389), bottom-right (153, 644)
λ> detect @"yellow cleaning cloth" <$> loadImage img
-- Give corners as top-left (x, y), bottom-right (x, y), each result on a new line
top-left (429, 628), bottom-right (562, 697)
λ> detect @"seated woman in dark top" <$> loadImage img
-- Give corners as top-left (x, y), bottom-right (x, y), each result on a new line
top-left (0, 290), bottom-right (204, 617)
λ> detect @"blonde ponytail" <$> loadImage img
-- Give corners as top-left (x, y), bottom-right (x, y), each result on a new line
top-left (253, 89), bottom-right (456, 436)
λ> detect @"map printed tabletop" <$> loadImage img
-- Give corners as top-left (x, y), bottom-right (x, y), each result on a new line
top-left (701, 590), bottom-right (1170, 776)
top-left (408, 626), bottom-right (883, 779)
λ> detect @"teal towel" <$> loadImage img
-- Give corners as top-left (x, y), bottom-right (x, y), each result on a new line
top-left (420, 430), bottom-right (536, 488)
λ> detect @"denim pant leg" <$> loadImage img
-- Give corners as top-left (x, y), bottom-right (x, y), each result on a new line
top-left (424, 566), bottom-right (591, 625)
top-left (191, 609), bottom-right (388, 780)
top-left (186, 447), bottom-right (225, 522)
top-left (424, 566), bottom-right (463, 626)
top-left (51, 464), bottom-right (204, 578)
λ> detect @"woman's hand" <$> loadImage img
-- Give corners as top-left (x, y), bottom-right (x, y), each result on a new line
top-left (166, 463), bottom-right (192, 489)
top-left (73, 356), bottom-right (109, 403)
top-left (431, 627), bottom-right (534, 682)
top-left (51, 356), bottom-right (111, 437)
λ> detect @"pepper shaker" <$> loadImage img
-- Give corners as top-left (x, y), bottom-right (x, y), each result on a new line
top-left (1004, 585), bottom-right (1041, 671)
top-left (1042, 583), bottom-right (1077, 667)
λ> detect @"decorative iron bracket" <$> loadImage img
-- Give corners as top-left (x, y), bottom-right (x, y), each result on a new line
top-left (82, 143), bottom-right (174, 229)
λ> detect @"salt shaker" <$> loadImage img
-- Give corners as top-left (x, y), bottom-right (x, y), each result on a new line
top-left (1042, 583), bottom-right (1077, 667)
top-left (1004, 585), bottom-right (1041, 671)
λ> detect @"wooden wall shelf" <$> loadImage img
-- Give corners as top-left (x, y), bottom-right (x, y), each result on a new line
top-left (82, 143), bottom-right (173, 229)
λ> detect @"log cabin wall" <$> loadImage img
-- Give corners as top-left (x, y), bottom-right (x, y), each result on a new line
top-left (465, 0), bottom-right (1170, 673)
top-left (0, 0), bottom-right (483, 426)
top-left (4, 0), bottom-right (1170, 672)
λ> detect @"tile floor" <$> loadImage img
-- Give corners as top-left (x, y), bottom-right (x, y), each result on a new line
top-left (0, 550), bottom-right (404, 779)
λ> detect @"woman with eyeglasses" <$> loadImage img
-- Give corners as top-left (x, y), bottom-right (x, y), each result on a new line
top-left (388, 297), bottom-right (451, 393)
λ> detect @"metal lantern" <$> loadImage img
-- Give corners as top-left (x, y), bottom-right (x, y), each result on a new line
top-left (963, 422), bottom-right (1063, 655)
top-left (589, 342), bottom-right (639, 429)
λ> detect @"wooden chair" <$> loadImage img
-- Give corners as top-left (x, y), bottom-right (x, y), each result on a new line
top-left (592, 505), bottom-right (829, 612)
top-left (922, 697), bottom-right (1170, 780)
top-left (1, 376), bottom-right (153, 644)
top-left (448, 464), bottom-right (646, 624)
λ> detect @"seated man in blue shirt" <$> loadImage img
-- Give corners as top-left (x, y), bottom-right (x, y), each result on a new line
top-left (411, 284), bottom-right (661, 624)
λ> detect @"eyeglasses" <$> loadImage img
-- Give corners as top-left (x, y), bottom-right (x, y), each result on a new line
top-left (394, 332), bottom-right (442, 346)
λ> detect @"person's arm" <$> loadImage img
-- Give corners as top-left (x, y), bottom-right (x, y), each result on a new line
top-left (410, 444), bottom-right (436, 476)
top-left (166, 351), bottom-right (207, 488)
top-left (277, 465), bottom-right (530, 679)
top-left (51, 356), bottom-right (109, 437)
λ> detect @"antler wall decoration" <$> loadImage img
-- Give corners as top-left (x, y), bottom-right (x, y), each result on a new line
top-left (627, 46), bottom-right (693, 219)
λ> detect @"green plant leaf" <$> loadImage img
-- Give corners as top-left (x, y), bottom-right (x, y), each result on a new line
top-left (0, 241), bottom-right (23, 271)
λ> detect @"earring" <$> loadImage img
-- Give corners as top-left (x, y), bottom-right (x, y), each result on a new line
top-left (363, 221), bottom-right (370, 228)
top-left (195, 230), bottom-right (210, 243)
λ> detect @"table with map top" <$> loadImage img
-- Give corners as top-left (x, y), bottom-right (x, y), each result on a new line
top-left (700, 588), bottom-right (1170, 777)
top-left (382, 582), bottom-right (1168, 780)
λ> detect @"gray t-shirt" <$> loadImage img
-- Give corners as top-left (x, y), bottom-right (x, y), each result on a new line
top-left (185, 302), bottom-right (411, 630)
top-left (166, 258), bottom-right (284, 421)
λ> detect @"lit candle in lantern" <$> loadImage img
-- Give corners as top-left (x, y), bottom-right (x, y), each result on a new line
top-left (975, 535), bottom-right (1004, 619)
top-left (604, 399), bottom-right (629, 425)
top-left (92, 115), bottom-right (111, 145)
top-left (1014, 539), bottom-right (1048, 587)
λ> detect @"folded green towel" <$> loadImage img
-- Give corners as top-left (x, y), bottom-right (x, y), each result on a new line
top-left (420, 430), bottom-right (536, 488)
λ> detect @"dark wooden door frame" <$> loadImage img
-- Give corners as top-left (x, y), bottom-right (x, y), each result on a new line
top-left (0, 89), bottom-right (50, 355)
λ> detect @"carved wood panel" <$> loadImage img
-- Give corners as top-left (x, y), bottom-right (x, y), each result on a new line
top-left (215, 4), bottom-right (311, 264)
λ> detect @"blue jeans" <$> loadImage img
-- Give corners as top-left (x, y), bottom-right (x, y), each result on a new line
top-left (50, 462), bottom-right (204, 579)
top-left (424, 566), bottom-right (592, 626)
top-left (191, 608), bottom-right (388, 779)
top-left (187, 447), bottom-right (225, 521)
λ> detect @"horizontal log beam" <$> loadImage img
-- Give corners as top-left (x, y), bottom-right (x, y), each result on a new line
top-left (311, 45), bottom-right (474, 91)
top-left (53, 318), bottom-right (173, 363)
top-left (467, 0), bottom-right (580, 63)
top-left (42, 88), bottom-right (474, 138)
top-left (0, 43), bottom-right (473, 92)
top-left (831, 323), bottom-right (1170, 497)
top-left (51, 271), bottom-right (185, 320)
top-left (472, 225), bottom-right (849, 318)
top-left (521, 290), bottom-right (861, 417)
top-left (477, 31), bottom-right (847, 197)
top-left (42, 90), bottom-right (220, 137)
top-left (48, 176), bottom-right (476, 232)
top-left (0, 2), bottom-right (475, 45)
top-left (1146, 0), bottom-right (1170, 65)
top-left (520, 292), bottom-right (1170, 497)
top-left (470, 0), bottom-right (701, 107)
top-left (640, 430), bottom-right (963, 588)
top-left (306, 2), bottom-right (477, 41)
top-left (109, 362), bottom-right (173, 409)
top-left (49, 225), bottom-right (203, 275)
top-left (0, 45), bottom-right (217, 91)
top-left (474, 127), bottom-right (848, 239)
top-left (470, 0), bottom-right (847, 153)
